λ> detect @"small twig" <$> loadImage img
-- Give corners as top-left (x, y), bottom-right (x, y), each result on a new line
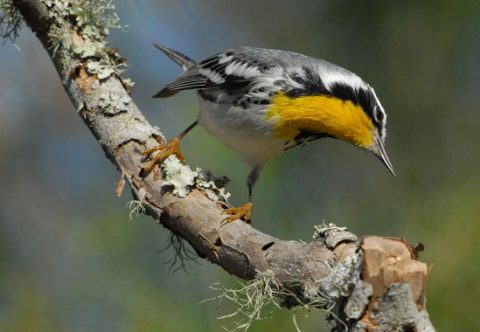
top-left (116, 171), bottom-right (126, 197)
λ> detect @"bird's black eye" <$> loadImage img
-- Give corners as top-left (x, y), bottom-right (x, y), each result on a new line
top-left (373, 105), bottom-right (384, 123)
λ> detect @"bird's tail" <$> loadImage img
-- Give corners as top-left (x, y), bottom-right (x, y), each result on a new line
top-left (153, 43), bottom-right (196, 71)
top-left (152, 43), bottom-right (197, 98)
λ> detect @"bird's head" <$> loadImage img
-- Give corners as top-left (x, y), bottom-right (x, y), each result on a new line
top-left (323, 79), bottom-right (396, 177)
top-left (269, 68), bottom-right (396, 176)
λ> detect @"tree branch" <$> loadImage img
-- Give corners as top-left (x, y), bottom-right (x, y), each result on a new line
top-left (9, 1), bottom-right (436, 330)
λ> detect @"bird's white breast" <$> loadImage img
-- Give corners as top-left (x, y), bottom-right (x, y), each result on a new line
top-left (197, 95), bottom-right (284, 167)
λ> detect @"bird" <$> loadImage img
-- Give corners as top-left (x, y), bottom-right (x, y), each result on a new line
top-left (143, 43), bottom-right (396, 223)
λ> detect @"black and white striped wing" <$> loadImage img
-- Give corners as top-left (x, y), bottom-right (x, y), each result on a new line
top-left (154, 50), bottom-right (266, 98)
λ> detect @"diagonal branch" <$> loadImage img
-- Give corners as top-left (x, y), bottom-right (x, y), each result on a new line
top-left (9, 1), bottom-right (436, 330)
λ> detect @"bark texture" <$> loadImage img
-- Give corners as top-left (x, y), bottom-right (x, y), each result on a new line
top-left (10, 1), bottom-right (436, 330)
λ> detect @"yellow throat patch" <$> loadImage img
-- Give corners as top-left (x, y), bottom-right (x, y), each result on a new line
top-left (267, 93), bottom-right (374, 148)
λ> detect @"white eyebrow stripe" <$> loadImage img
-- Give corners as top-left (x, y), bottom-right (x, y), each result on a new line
top-left (313, 63), bottom-right (366, 92)
top-left (322, 72), bottom-right (364, 91)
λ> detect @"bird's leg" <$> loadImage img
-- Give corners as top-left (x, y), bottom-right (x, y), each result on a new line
top-left (224, 166), bottom-right (262, 223)
top-left (141, 121), bottom-right (198, 175)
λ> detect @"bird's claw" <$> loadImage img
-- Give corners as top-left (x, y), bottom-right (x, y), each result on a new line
top-left (141, 136), bottom-right (184, 176)
top-left (224, 202), bottom-right (253, 224)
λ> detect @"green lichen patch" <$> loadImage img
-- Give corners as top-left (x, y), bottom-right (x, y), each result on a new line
top-left (43, 0), bottom-right (120, 33)
top-left (161, 155), bottom-right (230, 201)
top-left (196, 175), bottom-right (231, 202)
top-left (42, 0), bottom-right (126, 80)
top-left (313, 222), bottom-right (358, 249)
top-left (317, 255), bottom-right (359, 301)
top-left (161, 155), bottom-right (200, 197)
top-left (98, 89), bottom-right (130, 115)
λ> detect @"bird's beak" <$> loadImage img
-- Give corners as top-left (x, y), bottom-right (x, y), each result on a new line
top-left (372, 135), bottom-right (397, 177)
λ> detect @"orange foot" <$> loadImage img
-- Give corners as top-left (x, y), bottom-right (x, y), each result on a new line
top-left (142, 136), bottom-right (184, 175)
top-left (224, 202), bottom-right (253, 224)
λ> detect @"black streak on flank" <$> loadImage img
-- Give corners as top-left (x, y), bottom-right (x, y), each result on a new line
top-left (284, 130), bottom-right (332, 150)
top-left (294, 131), bottom-right (331, 146)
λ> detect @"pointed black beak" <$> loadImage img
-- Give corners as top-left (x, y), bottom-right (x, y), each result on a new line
top-left (373, 136), bottom-right (397, 178)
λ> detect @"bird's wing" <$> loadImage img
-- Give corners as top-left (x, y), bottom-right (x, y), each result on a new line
top-left (155, 48), bottom-right (282, 98)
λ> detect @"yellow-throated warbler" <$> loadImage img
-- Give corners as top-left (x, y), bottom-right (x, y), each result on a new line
top-left (143, 44), bottom-right (396, 223)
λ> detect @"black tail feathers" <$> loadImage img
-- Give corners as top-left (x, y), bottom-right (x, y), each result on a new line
top-left (153, 43), bottom-right (196, 71)
top-left (152, 43), bottom-right (197, 98)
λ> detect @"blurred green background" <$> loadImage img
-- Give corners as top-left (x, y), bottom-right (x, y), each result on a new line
top-left (1, 0), bottom-right (480, 331)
